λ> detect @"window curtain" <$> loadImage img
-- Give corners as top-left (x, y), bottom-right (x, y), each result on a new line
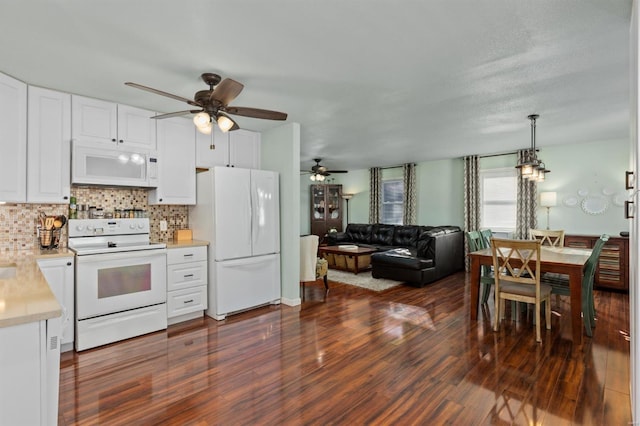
top-left (369, 167), bottom-right (382, 223)
top-left (463, 156), bottom-right (480, 270)
top-left (515, 149), bottom-right (537, 239)
top-left (402, 163), bottom-right (417, 225)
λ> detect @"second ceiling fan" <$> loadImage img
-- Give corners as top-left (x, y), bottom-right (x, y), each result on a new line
top-left (305, 158), bottom-right (348, 181)
top-left (125, 72), bottom-right (287, 134)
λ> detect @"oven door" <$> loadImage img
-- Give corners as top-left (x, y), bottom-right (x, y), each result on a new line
top-left (76, 249), bottom-right (167, 320)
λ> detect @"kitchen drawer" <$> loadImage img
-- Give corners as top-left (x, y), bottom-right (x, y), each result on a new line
top-left (167, 246), bottom-right (207, 265)
top-left (167, 261), bottom-right (207, 291)
top-left (168, 286), bottom-right (207, 318)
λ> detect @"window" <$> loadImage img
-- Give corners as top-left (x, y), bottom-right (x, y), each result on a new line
top-left (480, 168), bottom-right (517, 231)
top-left (382, 179), bottom-right (404, 225)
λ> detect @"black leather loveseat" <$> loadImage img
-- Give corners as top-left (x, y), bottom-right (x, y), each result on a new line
top-left (324, 223), bottom-right (464, 287)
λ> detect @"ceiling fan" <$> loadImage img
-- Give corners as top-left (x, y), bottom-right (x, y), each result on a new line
top-left (125, 72), bottom-right (287, 134)
top-left (304, 158), bottom-right (348, 181)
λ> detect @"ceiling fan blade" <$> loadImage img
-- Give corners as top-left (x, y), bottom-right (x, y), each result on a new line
top-left (210, 78), bottom-right (244, 106)
top-left (326, 170), bottom-right (348, 173)
top-left (125, 82), bottom-right (201, 107)
top-left (225, 106), bottom-right (288, 120)
top-left (153, 110), bottom-right (201, 119)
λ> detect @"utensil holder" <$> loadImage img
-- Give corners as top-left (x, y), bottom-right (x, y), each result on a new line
top-left (38, 227), bottom-right (61, 249)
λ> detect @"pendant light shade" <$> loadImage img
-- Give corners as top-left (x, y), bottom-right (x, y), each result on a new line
top-left (516, 114), bottom-right (550, 180)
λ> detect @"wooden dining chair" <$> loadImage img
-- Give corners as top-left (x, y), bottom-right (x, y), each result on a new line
top-left (529, 229), bottom-right (565, 247)
top-left (540, 234), bottom-right (609, 337)
top-left (467, 231), bottom-right (494, 304)
top-left (491, 238), bottom-right (552, 342)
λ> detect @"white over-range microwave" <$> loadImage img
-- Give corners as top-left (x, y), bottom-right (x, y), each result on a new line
top-left (71, 140), bottom-right (159, 188)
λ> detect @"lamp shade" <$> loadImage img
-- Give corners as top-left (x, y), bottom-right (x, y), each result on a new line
top-left (341, 193), bottom-right (354, 200)
top-left (540, 192), bottom-right (557, 207)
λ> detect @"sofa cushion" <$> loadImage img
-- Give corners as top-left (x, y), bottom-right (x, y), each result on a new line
top-left (392, 225), bottom-right (421, 248)
top-left (371, 248), bottom-right (434, 270)
top-left (346, 223), bottom-right (372, 244)
top-left (371, 224), bottom-right (395, 246)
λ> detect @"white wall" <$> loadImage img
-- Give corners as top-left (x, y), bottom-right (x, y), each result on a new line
top-left (262, 123), bottom-right (301, 306)
top-left (630, 0), bottom-right (639, 420)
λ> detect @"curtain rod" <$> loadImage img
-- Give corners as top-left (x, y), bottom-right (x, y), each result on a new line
top-left (378, 163), bottom-right (415, 170)
top-left (478, 149), bottom-right (538, 159)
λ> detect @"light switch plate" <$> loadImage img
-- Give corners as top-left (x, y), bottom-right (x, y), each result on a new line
top-left (159, 220), bottom-right (168, 231)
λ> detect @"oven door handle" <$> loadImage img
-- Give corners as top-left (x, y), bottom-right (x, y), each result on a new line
top-left (75, 248), bottom-right (167, 263)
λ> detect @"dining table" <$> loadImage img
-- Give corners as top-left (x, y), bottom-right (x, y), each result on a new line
top-left (468, 246), bottom-right (592, 344)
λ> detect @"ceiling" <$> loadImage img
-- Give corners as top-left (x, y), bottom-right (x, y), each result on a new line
top-left (0, 1), bottom-right (632, 172)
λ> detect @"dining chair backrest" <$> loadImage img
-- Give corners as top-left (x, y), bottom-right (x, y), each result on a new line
top-left (466, 231), bottom-right (487, 252)
top-left (584, 234), bottom-right (609, 282)
top-left (529, 229), bottom-right (565, 247)
top-left (491, 238), bottom-right (541, 286)
top-left (480, 229), bottom-right (493, 248)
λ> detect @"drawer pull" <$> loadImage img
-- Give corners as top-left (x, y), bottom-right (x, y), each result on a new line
top-left (184, 274), bottom-right (194, 278)
top-left (183, 254), bottom-right (194, 257)
top-left (183, 299), bottom-right (194, 304)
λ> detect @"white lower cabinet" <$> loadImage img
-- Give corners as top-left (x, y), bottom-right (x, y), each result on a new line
top-left (167, 245), bottom-right (208, 325)
top-left (37, 256), bottom-right (75, 352)
top-left (0, 317), bottom-right (61, 426)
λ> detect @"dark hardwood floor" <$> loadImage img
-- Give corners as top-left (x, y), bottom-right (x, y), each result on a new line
top-left (58, 272), bottom-right (631, 425)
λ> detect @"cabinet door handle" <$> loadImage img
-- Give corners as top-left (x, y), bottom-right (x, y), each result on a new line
top-left (183, 299), bottom-right (194, 304)
top-left (183, 274), bottom-right (194, 278)
top-left (66, 262), bottom-right (72, 266)
top-left (111, 138), bottom-right (116, 142)
top-left (626, 171), bottom-right (634, 190)
top-left (625, 200), bottom-right (634, 219)
top-left (119, 139), bottom-right (123, 144)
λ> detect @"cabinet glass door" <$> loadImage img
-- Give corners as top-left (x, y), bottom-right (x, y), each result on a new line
top-left (312, 186), bottom-right (326, 221)
top-left (327, 186), bottom-right (341, 221)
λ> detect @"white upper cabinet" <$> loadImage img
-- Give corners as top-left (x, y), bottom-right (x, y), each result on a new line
top-left (195, 128), bottom-right (260, 169)
top-left (195, 126), bottom-right (229, 168)
top-left (0, 72), bottom-right (27, 202)
top-left (72, 95), bottom-right (156, 149)
top-left (229, 129), bottom-right (261, 169)
top-left (27, 86), bottom-right (71, 203)
top-left (116, 104), bottom-right (157, 149)
top-left (148, 117), bottom-right (196, 205)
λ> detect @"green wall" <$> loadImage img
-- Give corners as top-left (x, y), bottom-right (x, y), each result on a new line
top-left (299, 137), bottom-right (629, 237)
top-left (262, 123), bottom-right (301, 306)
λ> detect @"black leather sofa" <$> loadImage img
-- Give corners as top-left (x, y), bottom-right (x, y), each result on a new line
top-left (324, 223), bottom-right (464, 287)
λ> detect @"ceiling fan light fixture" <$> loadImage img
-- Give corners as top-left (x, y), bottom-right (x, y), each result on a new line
top-left (198, 121), bottom-right (213, 135)
top-left (193, 111), bottom-right (210, 128)
top-left (217, 114), bottom-right (235, 133)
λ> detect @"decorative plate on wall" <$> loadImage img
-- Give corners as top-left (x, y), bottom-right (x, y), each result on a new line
top-left (581, 196), bottom-right (608, 215)
top-left (577, 188), bottom-right (589, 197)
top-left (563, 196), bottom-right (578, 207)
top-left (602, 187), bottom-right (615, 196)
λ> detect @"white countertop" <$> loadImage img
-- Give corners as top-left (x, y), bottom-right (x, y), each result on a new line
top-left (0, 248), bottom-right (71, 328)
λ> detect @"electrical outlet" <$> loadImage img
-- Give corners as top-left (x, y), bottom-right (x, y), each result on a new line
top-left (159, 220), bottom-right (168, 231)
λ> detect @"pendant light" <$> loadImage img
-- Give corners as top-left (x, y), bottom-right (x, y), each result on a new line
top-left (515, 114), bottom-right (550, 181)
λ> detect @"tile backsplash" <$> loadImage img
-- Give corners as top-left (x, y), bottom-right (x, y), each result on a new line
top-left (0, 187), bottom-right (190, 252)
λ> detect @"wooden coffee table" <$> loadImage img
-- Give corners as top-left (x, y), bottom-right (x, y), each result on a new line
top-left (318, 245), bottom-right (377, 274)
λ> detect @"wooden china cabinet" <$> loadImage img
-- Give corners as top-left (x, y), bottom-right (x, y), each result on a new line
top-left (310, 184), bottom-right (343, 240)
top-left (564, 234), bottom-right (629, 291)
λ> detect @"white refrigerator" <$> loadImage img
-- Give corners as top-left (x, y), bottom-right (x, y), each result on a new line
top-left (190, 167), bottom-right (281, 320)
